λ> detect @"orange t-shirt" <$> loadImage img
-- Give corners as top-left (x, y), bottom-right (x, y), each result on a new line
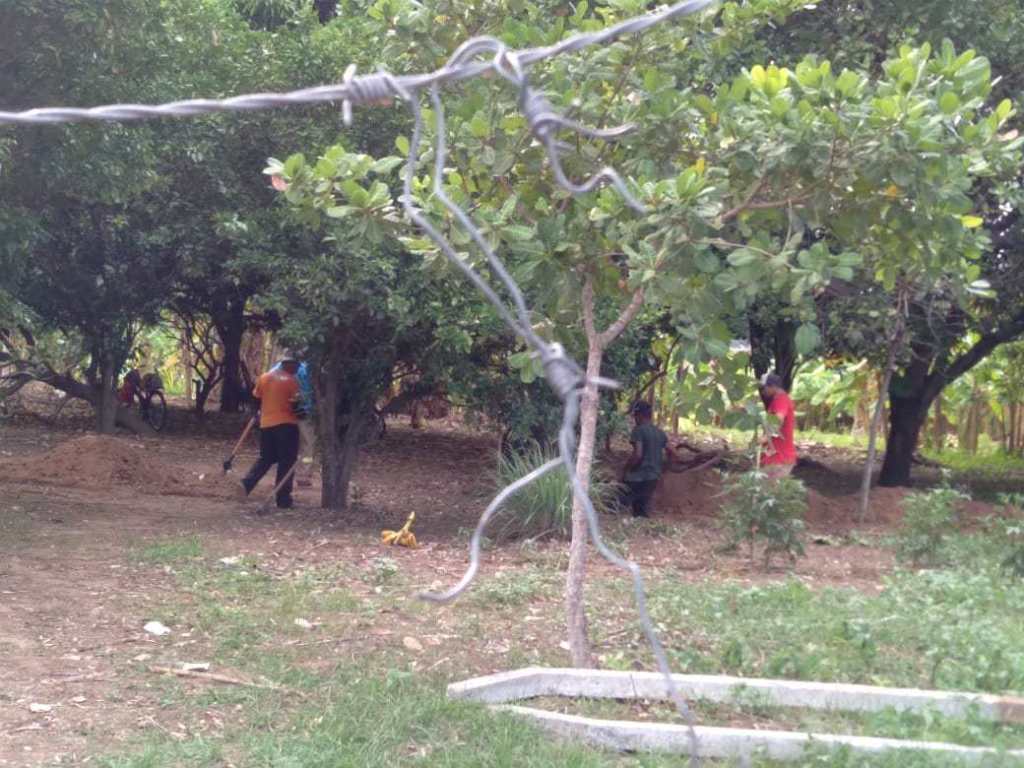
top-left (254, 370), bottom-right (299, 429)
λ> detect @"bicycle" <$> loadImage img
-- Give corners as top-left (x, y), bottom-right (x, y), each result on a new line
top-left (121, 370), bottom-right (167, 432)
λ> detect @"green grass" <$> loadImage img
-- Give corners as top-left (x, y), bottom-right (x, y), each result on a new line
top-left (641, 566), bottom-right (1024, 693)
top-left (469, 567), bottom-right (552, 607)
top-left (923, 447), bottom-right (1024, 477)
top-left (131, 534), bottom-right (204, 564)
top-left (90, 524), bottom-right (1024, 768)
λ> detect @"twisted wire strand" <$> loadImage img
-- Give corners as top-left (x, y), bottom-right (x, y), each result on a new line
top-left (0, 0), bottom-right (716, 126)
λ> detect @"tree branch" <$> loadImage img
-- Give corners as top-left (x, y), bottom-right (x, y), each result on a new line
top-left (599, 285), bottom-right (645, 348)
top-left (581, 273), bottom-right (599, 343)
top-left (922, 309), bottom-right (1024, 404)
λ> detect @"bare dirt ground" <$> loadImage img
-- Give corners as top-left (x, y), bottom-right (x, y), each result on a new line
top-left (0, 412), bottom-right (1008, 765)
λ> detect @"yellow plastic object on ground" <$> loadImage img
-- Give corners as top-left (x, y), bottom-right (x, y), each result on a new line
top-left (381, 512), bottom-right (418, 548)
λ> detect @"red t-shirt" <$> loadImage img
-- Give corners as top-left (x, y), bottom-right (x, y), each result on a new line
top-left (763, 392), bottom-right (797, 465)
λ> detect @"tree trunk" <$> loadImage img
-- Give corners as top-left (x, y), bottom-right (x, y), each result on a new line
top-left (878, 395), bottom-right (928, 487)
top-left (320, 404), bottom-right (367, 511)
top-left (566, 339), bottom-right (603, 668)
top-left (859, 306), bottom-right (905, 520)
top-left (656, 373), bottom-right (667, 429)
top-left (931, 396), bottom-right (944, 451)
top-left (218, 304), bottom-right (246, 413)
top-left (181, 338), bottom-right (193, 404)
top-left (774, 318), bottom-right (798, 391)
top-left (965, 402), bottom-right (981, 454)
top-left (96, 350), bottom-right (118, 434)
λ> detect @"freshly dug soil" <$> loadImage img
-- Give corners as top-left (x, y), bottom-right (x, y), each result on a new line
top-left (0, 434), bottom-right (233, 498)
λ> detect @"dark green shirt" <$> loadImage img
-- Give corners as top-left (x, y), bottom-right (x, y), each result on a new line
top-left (626, 422), bottom-right (667, 482)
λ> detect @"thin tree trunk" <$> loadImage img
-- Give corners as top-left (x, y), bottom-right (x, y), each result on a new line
top-left (565, 276), bottom-right (645, 668)
top-left (931, 397), bottom-right (943, 451)
top-left (859, 305), bottom-right (905, 522)
top-left (182, 338), bottom-right (193, 404)
top-left (656, 373), bottom-right (667, 428)
top-left (566, 338), bottom-right (603, 668)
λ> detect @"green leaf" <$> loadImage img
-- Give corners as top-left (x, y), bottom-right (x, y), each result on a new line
top-left (371, 157), bottom-right (403, 174)
top-left (395, 136), bottom-right (410, 156)
top-left (835, 70), bottom-right (860, 97)
top-left (996, 98), bottom-right (1014, 122)
top-left (325, 206), bottom-right (356, 218)
top-left (503, 225), bottom-right (535, 241)
top-left (795, 323), bottom-right (821, 356)
top-left (749, 65), bottom-right (766, 89)
top-left (939, 92), bottom-right (960, 115)
top-left (727, 249), bottom-right (758, 267)
top-left (469, 113), bottom-right (490, 139)
top-left (961, 215), bottom-right (984, 229)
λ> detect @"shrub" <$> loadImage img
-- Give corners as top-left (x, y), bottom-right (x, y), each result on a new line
top-left (894, 480), bottom-right (969, 567)
top-left (493, 443), bottom-right (616, 540)
top-left (721, 470), bottom-right (807, 570)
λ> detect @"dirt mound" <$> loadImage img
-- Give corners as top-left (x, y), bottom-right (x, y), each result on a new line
top-left (656, 468), bottom-right (724, 517)
top-left (0, 434), bottom-right (189, 494)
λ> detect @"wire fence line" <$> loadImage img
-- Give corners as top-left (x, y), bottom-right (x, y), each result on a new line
top-left (2, 1), bottom-right (719, 762)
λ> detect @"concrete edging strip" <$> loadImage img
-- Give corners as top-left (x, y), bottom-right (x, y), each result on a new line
top-left (448, 667), bottom-right (1024, 723)
top-left (497, 705), bottom-right (1024, 764)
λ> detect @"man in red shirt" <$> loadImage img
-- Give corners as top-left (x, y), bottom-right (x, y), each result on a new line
top-left (759, 373), bottom-right (797, 478)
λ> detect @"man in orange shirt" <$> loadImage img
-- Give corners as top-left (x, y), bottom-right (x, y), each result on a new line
top-left (759, 373), bottom-right (797, 479)
top-left (241, 352), bottom-right (302, 509)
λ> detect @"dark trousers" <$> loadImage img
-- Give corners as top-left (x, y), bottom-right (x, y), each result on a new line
top-left (621, 479), bottom-right (658, 518)
top-left (242, 424), bottom-right (300, 507)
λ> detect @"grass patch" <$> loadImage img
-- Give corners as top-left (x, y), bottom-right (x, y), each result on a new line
top-left (469, 568), bottom-right (552, 607)
top-left (644, 568), bottom-right (1024, 693)
top-left (132, 534), bottom-right (204, 564)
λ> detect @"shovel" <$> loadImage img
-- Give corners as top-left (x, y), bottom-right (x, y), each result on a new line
top-left (223, 416), bottom-right (257, 474)
top-left (256, 462), bottom-right (299, 514)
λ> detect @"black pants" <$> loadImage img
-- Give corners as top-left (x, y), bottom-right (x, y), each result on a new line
top-left (621, 479), bottom-right (658, 518)
top-left (242, 424), bottom-right (300, 507)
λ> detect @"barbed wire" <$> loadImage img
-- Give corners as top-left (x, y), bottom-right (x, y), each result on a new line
top-left (1, 1), bottom-right (719, 763)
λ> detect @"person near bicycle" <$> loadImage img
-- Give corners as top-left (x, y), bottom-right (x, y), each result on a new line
top-left (118, 369), bottom-right (143, 406)
top-left (241, 352), bottom-right (302, 509)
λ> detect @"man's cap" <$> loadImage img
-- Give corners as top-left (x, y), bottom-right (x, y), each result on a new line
top-left (631, 401), bottom-right (653, 416)
top-left (277, 349), bottom-right (300, 365)
top-left (760, 372), bottom-right (785, 389)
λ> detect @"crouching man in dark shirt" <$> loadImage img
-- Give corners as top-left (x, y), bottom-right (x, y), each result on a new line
top-left (620, 401), bottom-right (678, 518)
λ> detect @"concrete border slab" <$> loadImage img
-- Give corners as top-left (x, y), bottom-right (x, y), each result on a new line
top-left (449, 667), bottom-right (1024, 723)
top-left (448, 667), bottom-right (1024, 763)
top-left (497, 705), bottom-right (1024, 764)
